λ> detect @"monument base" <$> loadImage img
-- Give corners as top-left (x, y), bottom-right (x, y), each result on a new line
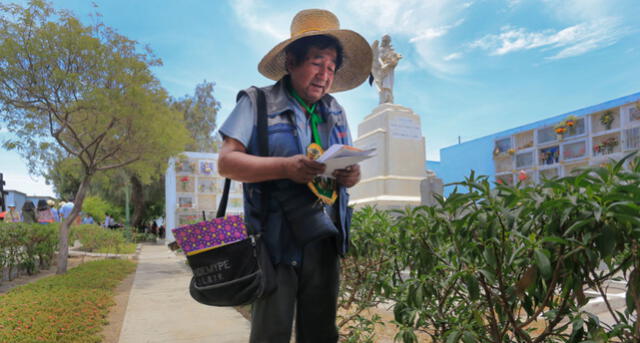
top-left (349, 103), bottom-right (428, 211)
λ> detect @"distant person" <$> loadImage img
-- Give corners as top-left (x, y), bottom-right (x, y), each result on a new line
top-left (48, 200), bottom-right (60, 222)
top-left (36, 199), bottom-right (55, 224)
top-left (151, 221), bottom-right (158, 236)
top-left (158, 224), bottom-right (165, 239)
top-left (81, 214), bottom-right (94, 225)
top-left (59, 200), bottom-right (74, 222)
top-left (5, 202), bottom-right (21, 222)
top-left (21, 201), bottom-right (37, 223)
top-left (103, 214), bottom-right (112, 229)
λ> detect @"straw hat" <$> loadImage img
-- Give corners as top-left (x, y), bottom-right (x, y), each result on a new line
top-left (258, 9), bottom-right (372, 93)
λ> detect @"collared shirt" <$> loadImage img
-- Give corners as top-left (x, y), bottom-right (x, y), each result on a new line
top-left (220, 87), bottom-right (333, 153)
top-left (219, 78), bottom-right (353, 266)
top-left (60, 202), bottom-right (74, 219)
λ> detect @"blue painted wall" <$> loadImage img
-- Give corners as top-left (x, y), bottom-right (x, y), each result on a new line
top-left (434, 91), bottom-right (640, 196)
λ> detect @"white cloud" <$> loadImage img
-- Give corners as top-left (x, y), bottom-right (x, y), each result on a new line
top-left (339, 0), bottom-right (472, 76)
top-left (542, 0), bottom-right (612, 22)
top-left (469, 17), bottom-right (625, 59)
top-left (228, 0), bottom-right (473, 77)
top-left (229, 0), bottom-right (289, 41)
top-left (443, 52), bottom-right (462, 61)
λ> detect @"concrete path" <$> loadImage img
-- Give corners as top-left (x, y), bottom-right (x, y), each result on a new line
top-left (119, 243), bottom-right (251, 343)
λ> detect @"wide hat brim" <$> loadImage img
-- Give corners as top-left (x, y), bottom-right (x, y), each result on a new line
top-left (258, 29), bottom-right (372, 93)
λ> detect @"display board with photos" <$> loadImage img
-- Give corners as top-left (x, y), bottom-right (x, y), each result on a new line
top-left (174, 156), bottom-right (243, 225)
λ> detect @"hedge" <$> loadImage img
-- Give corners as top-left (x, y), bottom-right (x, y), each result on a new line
top-left (0, 223), bottom-right (58, 278)
top-left (70, 225), bottom-right (136, 254)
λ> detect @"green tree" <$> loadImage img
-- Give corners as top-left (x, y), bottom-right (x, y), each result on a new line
top-left (81, 195), bottom-right (111, 224)
top-left (0, 0), bottom-right (190, 273)
top-left (45, 156), bottom-right (82, 201)
top-left (173, 80), bottom-right (221, 152)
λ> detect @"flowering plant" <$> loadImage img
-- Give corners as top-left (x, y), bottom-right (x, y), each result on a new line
top-left (600, 111), bottom-right (614, 129)
top-left (179, 176), bottom-right (190, 191)
top-left (593, 136), bottom-right (618, 155)
top-left (564, 115), bottom-right (578, 128)
top-left (540, 148), bottom-right (559, 165)
top-left (518, 170), bottom-right (528, 181)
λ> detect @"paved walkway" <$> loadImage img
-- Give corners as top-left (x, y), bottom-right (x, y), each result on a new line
top-left (119, 243), bottom-right (251, 343)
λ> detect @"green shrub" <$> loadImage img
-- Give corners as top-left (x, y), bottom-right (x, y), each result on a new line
top-left (343, 154), bottom-right (640, 342)
top-left (0, 223), bottom-right (58, 277)
top-left (81, 196), bottom-right (113, 224)
top-left (70, 225), bottom-right (135, 254)
top-left (0, 259), bottom-right (136, 342)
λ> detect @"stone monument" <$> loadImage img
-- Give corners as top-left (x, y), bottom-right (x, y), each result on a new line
top-left (349, 35), bottom-right (443, 210)
top-left (371, 35), bottom-right (402, 104)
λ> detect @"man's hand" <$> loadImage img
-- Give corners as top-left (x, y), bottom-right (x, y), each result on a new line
top-left (284, 154), bottom-right (326, 183)
top-left (333, 164), bottom-right (361, 188)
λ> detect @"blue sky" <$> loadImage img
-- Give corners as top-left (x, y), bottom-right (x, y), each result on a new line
top-left (1, 0), bottom-right (639, 197)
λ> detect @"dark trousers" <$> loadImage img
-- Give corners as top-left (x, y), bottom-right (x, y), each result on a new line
top-left (250, 238), bottom-right (340, 343)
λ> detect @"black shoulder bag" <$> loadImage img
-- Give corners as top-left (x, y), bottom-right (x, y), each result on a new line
top-left (187, 87), bottom-right (277, 306)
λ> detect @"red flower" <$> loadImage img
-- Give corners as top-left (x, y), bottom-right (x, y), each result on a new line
top-left (180, 176), bottom-right (189, 182)
top-left (518, 170), bottom-right (528, 181)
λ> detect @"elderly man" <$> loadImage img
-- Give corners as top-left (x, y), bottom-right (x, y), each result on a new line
top-left (218, 9), bottom-right (371, 343)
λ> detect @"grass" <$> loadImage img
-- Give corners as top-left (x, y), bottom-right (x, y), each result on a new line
top-left (95, 243), bottom-right (137, 255)
top-left (0, 259), bottom-right (136, 343)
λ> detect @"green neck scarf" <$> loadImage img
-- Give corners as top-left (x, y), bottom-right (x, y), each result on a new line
top-left (287, 80), bottom-right (324, 147)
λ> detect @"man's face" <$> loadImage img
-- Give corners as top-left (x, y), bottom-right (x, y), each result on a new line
top-left (288, 47), bottom-right (337, 104)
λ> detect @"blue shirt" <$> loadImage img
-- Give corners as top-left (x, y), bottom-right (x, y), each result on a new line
top-left (51, 207), bottom-right (60, 222)
top-left (220, 91), bottom-right (333, 152)
top-left (218, 79), bottom-right (354, 266)
top-left (60, 202), bottom-right (74, 219)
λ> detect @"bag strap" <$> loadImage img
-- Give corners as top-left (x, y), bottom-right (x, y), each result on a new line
top-left (217, 87), bottom-right (269, 232)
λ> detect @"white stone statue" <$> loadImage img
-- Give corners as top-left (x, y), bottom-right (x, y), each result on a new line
top-left (371, 35), bottom-right (402, 104)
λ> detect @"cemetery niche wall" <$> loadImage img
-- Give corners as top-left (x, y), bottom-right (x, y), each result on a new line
top-left (165, 152), bottom-right (243, 243)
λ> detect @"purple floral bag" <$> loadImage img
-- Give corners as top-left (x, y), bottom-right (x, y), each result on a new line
top-left (172, 215), bottom-right (248, 256)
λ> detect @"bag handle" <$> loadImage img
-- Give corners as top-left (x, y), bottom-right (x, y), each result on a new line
top-left (217, 87), bottom-right (269, 231)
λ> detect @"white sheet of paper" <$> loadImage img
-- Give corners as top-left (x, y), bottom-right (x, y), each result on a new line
top-left (316, 144), bottom-right (376, 177)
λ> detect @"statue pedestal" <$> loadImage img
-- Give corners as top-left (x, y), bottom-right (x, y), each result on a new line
top-left (349, 103), bottom-right (427, 210)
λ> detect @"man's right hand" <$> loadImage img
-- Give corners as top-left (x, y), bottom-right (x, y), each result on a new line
top-left (284, 154), bottom-right (326, 183)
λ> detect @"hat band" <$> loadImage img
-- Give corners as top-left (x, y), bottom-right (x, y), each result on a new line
top-left (293, 27), bottom-right (335, 37)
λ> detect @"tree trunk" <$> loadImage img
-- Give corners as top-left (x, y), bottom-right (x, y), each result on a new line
top-left (131, 175), bottom-right (145, 228)
top-left (56, 174), bottom-right (92, 274)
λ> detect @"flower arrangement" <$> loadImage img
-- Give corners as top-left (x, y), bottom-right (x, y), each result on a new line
top-left (518, 170), bottom-right (528, 181)
top-left (540, 148), bottom-right (559, 165)
top-left (554, 115), bottom-right (580, 138)
top-left (493, 146), bottom-right (501, 157)
top-left (593, 136), bottom-right (618, 155)
top-left (564, 115), bottom-right (578, 129)
top-left (600, 111), bottom-right (614, 130)
top-left (180, 176), bottom-right (190, 191)
top-left (493, 145), bottom-right (513, 158)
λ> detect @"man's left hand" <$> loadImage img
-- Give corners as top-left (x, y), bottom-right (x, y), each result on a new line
top-left (333, 164), bottom-right (361, 188)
